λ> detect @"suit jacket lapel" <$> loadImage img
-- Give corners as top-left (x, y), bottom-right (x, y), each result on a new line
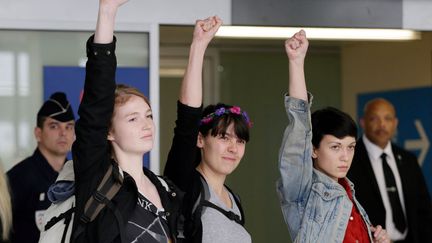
top-left (391, 144), bottom-right (410, 207)
top-left (357, 138), bottom-right (384, 204)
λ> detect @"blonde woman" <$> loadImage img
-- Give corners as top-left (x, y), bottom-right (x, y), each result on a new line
top-left (0, 164), bottom-right (12, 243)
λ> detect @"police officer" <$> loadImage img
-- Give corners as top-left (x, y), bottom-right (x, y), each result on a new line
top-left (7, 92), bottom-right (75, 243)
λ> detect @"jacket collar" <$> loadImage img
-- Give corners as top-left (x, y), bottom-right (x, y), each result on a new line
top-left (312, 169), bottom-right (346, 192)
top-left (33, 148), bottom-right (59, 180)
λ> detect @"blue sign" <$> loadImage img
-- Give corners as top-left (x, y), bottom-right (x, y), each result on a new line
top-left (357, 87), bottom-right (432, 195)
top-left (43, 66), bottom-right (150, 168)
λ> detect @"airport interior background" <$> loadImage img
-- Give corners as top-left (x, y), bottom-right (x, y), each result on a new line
top-left (1, 1), bottom-right (432, 242)
top-left (158, 26), bottom-right (432, 242)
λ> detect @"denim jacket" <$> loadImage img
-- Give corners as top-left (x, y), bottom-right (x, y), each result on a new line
top-left (276, 95), bottom-right (373, 243)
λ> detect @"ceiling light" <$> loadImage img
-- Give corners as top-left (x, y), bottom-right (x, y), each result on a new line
top-left (160, 68), bottom-right (185, 78)
top-left (215, 26), bottom-right (421, 41)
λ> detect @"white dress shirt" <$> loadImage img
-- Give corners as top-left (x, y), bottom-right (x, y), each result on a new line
top-left (363, 134), bottom-right (408, 240)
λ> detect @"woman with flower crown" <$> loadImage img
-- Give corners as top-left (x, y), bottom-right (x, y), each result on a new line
top-left (163, 16), bottom-right (252, 243)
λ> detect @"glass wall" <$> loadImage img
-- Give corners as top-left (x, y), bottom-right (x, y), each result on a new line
top-left (0, 30), bottom-right (149, 170)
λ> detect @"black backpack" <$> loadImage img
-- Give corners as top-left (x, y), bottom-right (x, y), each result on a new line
top-left (40, 161), bottom-right (184, 243)
top-left (182, 175), bottom-right (245, 243)
top-left (39, 160), bottom-right (123, 243)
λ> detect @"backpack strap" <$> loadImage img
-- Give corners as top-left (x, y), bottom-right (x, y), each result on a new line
top-left (224, 185), bottom-right (245, 225)
top-left (199, 200), bottom-right (242, 224)
top-left (44, 202), bottom-right (75, 243)
top-left (42, 199), bottom-right (75, 243)
top-left (185, 174), bottom-right (245, 242)
top-left (81, 163), bottom-right (123, 223)
top-left (44, 203), bottom-right (75, 231)
top-left (186, 176), bottom-right (209, 241)
top-left (73, 163), bottom-right (124, 242)
top-left (192, 175), bottom-right (245, 229)
top-left (191, 176), bottom-right (212, 222)
top-left (60, 205), bottom-right (74, 243)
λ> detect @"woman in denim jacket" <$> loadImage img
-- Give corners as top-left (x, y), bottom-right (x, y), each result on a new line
top-left (276, 30), bottom-right (390, 243)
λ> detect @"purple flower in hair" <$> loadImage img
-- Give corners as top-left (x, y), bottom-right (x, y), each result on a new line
top-left (242, 111), bottom-right (253, 128)
top-left (200, 105), bottom-right (253, 128)
top-left (215, 107), bottom-right (226, 116)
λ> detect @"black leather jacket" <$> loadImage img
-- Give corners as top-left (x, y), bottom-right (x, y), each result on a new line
top-left (72, 36), bottom-right (182, 243)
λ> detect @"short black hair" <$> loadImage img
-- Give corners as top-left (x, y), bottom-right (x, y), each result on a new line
top-left (311, 107), bottom-right (357, 148)
top-left (36, 116), bottom-right (48, 128)
top-left (199, 103), bottom-right (250, 142)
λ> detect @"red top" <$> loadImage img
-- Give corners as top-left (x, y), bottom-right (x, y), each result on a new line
top-left (339, 178), bottom-right (371, 243)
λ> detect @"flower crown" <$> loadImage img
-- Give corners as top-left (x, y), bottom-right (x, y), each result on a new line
top-left (200, 106), bottom-right (253, 128)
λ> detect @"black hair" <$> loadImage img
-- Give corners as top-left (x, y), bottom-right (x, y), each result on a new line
top-left (36, 116), bottom-right (47, 128)
top-left (311, 107), bottom-right (357, 148)
top-left (199, 103), bottom-right (250, 142)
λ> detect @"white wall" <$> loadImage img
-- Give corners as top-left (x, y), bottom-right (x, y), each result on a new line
top-left (403, 0), bottom-right (432, 30)
top-left (4, 0), bottom-right (432, 30)
top-left (0, 0), bottom-right (232, 29)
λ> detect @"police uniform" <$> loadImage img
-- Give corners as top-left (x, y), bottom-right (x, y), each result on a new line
top-left (7, 92), bottom-right (74, 243)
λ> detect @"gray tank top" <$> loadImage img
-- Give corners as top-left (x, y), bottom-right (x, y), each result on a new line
top-left (199, 179), bottom-right (252, 243)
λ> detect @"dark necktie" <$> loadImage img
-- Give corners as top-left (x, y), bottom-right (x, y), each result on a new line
top-left (381, 153), bottom-right (406, 233)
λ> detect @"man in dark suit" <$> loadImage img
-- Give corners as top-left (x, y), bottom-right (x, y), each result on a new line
top-left (348, 98), bottom-right (432, 243)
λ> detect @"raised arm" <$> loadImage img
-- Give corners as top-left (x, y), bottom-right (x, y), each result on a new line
top-left (72, 0), bottom-right (128, 237)
top-left (164, 17), bottom-right (221, 190)
top-left (286, 30), bottom-right (308, 101)
top-left (276, 30), bottom-right (312, 239)
top-left (73, 0), bottom-right (128, 179)
top-left (179, 16), bottom-right (222, 107)
top-left (94, 0), bottom-right (128, 44)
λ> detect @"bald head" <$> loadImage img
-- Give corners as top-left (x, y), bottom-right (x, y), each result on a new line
top-left (364, 98), bottom-right (396, 117)
top-left (360, 98), bottom-right (398, 149)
